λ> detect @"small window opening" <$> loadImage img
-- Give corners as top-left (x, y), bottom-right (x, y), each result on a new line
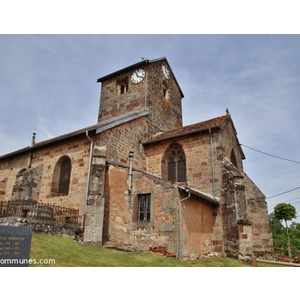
top-left (162, 82), bottom-right (169, 100)
top-left (117, 78), bottom-right (129, 94)
top-left (120, 82), bottom-right (128, 94)
top-left (138, 194), bottom-right (151, 222)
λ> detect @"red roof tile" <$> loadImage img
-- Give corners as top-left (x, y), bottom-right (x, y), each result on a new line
top-left (145, 115), bottom-right (229, 144)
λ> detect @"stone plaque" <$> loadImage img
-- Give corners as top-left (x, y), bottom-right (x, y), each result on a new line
top-left (0, 225), bottom-right (32, 267)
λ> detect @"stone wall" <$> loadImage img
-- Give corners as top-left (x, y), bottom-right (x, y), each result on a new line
top-left (144, 129), bottom-right (221, 197)
top-left (102, 162), bottom-right (217, 258)
top-left (219, 117), bottom-right (244, 170)
top-left (103, 164), bottom-right (180, 253)
top-left (220, 157), bottom-right (274, 259)
top-left (221, 157), bottom-right (251, 257)
top-left (0, 216), bottom-right (81, 237)
top-left (98, 71), bottom-right (147, 123)
top-left (95, 117), bottom-right (158, 171)
top-left (98, 59), bottom-right (183, 132)
top-left (83, 146), bottom-right (107, 246)
top-left (0, 179), bottom-right (7, 201)
top-left (11, 165), bottom-right (44, 201)
top-left (0, 134), bottom-right (92, 226)
top-left (242, 171), bottom-right (274, 255)
top-left (146, 60), bottom-right (183, 131)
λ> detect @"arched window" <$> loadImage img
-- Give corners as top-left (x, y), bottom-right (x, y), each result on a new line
top-left (230, 149), bottom-right (238, 169)
top-left (58, 159), bottom-right (71, 194)
top-left (52, 156), bottom-right (72, 195)
top-left (162, 143), bottom-right (186, 183)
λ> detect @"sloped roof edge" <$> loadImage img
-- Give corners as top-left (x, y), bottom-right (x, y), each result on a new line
top-left (97, 57), bottom-right (166, 82)
top-left (178, 186), bottom-right (220, 206)
top-left (0, 110), bottom-right (149, 161)
top-left (0, 125), bottom-right (98, 160)
top-left (96, 110), bottom-right (149, 134)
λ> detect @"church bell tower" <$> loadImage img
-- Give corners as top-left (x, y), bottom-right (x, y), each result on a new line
top-left (96, 57), bottom-right (184, 132)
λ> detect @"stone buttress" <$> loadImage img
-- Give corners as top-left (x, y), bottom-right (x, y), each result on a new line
top-left (83, 146), bottom-right (107, 246)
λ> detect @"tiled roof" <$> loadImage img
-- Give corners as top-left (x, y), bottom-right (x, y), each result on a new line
top-left (144, 114), bottom-right (229, 145)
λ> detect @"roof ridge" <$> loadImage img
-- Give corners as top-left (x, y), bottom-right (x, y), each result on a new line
top-left (145, 114), bottom-right (229, 144)
top-left (97, 57), bottom-right (167, 83)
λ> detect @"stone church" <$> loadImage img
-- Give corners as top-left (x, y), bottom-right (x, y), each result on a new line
top-left (0, 57), bottom-right (273, 260)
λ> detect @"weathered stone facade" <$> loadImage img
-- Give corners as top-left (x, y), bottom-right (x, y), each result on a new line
top-left (0, 57), bottom-right (273, 260)
top-left (103, 163), bottom-right (180, 253)
top-left (0, 133), bottom-right (92, 226)
top-left (98, 59), bottom-right (183, 132)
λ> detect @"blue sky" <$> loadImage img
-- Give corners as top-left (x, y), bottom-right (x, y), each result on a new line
top-left (1, 34), bottom-right (300, 222)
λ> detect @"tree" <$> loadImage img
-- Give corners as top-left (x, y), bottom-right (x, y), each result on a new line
top-left (288, 222), bottom-right (300, 251)
top-left (274, 203), bottom-right (297, 261)
top-left (269, 212), bottom-right (285, 248)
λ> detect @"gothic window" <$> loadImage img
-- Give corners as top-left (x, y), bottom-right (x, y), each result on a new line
top-left (138, 194), bottom-right (151, 222)
top-left (166, 145), bottom-right (186, 183)
top-left (230, 149), bottom-right (238, 169)
top-left (58, 158), bottom-right (71, 194)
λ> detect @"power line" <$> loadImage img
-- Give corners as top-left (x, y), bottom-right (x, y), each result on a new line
top-left (241, 144), bottom-right (300, 202)
top-left (268, 197), bottom-right (300, 208)
top-left (266, 186), bottom-right (300, 199)
top-left (268, 199), bottom-right (300, 209)
top-left (241, 144), bottom-right (300, 164)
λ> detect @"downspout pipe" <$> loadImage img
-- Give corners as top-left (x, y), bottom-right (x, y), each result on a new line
top-left (145, 60), bottom-right (148, 110)
top-left (84, 130), bottom-right (94, 230)
top-left (209, 127), bottom-right (216, 197)
top-left (179, 188), bottom-right (191, 260)
top-left (128, 151), bottom-right (134, 193)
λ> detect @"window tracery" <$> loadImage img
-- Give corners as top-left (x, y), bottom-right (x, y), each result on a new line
top-left (162, 143), bottom-right (186, 183)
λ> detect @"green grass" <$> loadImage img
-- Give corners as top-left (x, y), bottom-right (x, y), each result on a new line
top-left (29, 234), bottom-right (270, 267)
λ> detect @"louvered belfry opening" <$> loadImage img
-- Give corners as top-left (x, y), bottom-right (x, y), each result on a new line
top-left (167, 145), bottom-right (186, 183)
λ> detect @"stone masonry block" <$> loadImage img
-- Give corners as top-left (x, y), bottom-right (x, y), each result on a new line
top-left (93, 146), bottom-right (107, 158)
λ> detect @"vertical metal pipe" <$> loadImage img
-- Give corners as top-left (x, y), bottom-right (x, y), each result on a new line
top-left (128, 151), bottom-right (134, 193)
top-left (209, 128), bottom-right (215, 197)
top-left (84, 131), bottom-right (93, 230)
top-left (145, 60), bottom-right (148, 110)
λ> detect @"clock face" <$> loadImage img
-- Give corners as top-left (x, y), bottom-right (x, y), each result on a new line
top-left (131, 69), bottom-right (145, 84)
top-left (162, 65), bottom-right (170, 79)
